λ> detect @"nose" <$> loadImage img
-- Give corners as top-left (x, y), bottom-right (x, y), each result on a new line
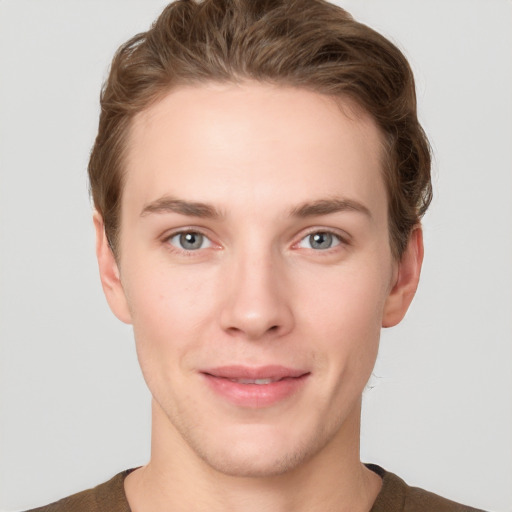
top-left (219, 249), bottom-right (294, 341)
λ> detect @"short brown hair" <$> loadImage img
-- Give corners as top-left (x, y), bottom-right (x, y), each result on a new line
top-left (88, 0), bottom-right (432, 259)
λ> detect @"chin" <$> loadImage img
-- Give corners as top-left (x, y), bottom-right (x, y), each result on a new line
top-left (197, 443), bottom-right (308, 478)
top-left (183, 422), bottom-right (332, 479)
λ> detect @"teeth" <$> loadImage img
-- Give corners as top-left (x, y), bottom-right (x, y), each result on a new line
top-left (231, 378), bottom-right (274, 385)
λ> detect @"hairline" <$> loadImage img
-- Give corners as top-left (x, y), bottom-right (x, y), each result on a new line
top-left (106, 79), bottom-right (400, 260)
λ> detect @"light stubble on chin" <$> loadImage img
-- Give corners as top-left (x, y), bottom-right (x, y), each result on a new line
top-left (159, 399), bottom-right (358, 480)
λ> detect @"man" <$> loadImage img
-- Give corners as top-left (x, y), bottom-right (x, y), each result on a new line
top-left (27, 0), bottom-right (486, 510)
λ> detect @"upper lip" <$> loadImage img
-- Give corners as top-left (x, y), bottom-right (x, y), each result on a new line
top-left (201, 365), bottom-right (309, 380)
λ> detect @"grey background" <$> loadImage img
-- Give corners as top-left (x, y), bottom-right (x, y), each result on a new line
top-left (1, 1), bottom-right (511, 511)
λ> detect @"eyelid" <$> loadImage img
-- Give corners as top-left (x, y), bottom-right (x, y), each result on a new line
top-left (293, 227), bottom-right (351, 248)
top-left (170, 232), bottom-right (211, 250)
top-left (160, 225), bottom-right (350, 254)
top-left (162, 227), bottom-right (219, 253)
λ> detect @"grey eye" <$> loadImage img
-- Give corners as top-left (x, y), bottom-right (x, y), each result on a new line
top-left (298, 231), bottom-right (341, 250)
top-left (169, 232), bottom-right (211, 251)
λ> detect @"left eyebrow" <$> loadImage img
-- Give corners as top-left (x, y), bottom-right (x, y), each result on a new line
top-left (289, 198), bottom-right (372, 219)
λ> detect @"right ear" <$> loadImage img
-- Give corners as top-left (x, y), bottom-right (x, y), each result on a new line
top-left (93, 211), bottom-right (132, 324)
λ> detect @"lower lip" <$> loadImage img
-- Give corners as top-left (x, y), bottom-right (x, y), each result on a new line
top-left (202, 373), bottom-right (309, 408)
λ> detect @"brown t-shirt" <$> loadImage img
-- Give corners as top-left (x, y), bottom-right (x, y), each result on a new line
top-left (26, 465), bottom-right (486, 512)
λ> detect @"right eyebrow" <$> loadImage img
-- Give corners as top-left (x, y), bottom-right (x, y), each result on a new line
top-left (140, 196), bottom-right (223, 219)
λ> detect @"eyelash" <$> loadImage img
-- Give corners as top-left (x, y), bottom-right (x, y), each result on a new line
top-left (162, 227), bottom-right (349, 256)
top-left (294, 228), bottom-right (349, 252)
top-left (163, 229), bottom-right (214, 255)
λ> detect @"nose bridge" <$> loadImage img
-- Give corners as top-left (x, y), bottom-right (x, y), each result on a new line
top-left (219, 237), bottom-right (293, 340)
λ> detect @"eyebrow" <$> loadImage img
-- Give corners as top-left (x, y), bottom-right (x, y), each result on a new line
top-left (289, 198), bottom-right (372, 219)
top-left (140, 196), bottom-right (371, 220)
top-left (140, 196), bottom-right (222, 219)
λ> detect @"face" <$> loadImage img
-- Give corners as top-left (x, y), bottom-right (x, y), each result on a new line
top-left (96, 83), bottom-right (422, 478)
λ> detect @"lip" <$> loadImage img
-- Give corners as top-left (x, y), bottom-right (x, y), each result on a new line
top-left (200, 365), bottom-right (310, 408)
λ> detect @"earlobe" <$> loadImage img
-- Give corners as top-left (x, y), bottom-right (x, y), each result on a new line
top-left (382, 226), bottom-right (424, 328)
top-left (93, 212), bottom-right (132, 324)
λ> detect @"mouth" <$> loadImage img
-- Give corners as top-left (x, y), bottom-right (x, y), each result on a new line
top-left (200, 365), bottom-right (310, 408)
top-left (227, 378), bottom-right (282, 385)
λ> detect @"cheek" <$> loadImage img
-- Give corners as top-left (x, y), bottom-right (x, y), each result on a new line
top-left (298, 263), bottom-right (389, 333)
top-left (123, 263), bottom-right (217, 369)
top-left (294, 262), bottom-right (390, 376)
top-left (126, 256), bottom-right (214, 322)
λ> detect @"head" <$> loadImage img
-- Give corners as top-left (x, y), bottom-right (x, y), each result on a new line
top-left (91, 0), bottom-right (430, 479)
top-left (89, 0), bottom-right (431, 262)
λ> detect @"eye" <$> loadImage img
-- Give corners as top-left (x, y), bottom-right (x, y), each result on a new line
top-left (168, 231), bottom-right (212, 251)
top-left (298, 231), bottom-right (341, 250)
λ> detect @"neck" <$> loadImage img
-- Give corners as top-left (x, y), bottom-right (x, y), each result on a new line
top-left (125, 400), bottom-right (381, 512)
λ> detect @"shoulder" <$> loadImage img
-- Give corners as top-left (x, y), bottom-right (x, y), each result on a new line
top-left (24, 469), bottom-right (134, 512)
top-left (368, 464), bottom-right (487, 512)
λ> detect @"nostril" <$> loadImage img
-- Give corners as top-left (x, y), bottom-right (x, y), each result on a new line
top-left (220, 297), bottom-right (294, 339)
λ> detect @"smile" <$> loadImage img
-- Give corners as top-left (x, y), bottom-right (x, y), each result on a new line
top-left (201, 365), bottom-right (310, 408)
top-left (231, 378), bottom-right (276, 385)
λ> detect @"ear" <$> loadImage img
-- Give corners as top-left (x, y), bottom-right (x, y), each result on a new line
top-left (93, 211), bottom-right (132, 324)
top-left (382, 226), bottom-right (424, 328)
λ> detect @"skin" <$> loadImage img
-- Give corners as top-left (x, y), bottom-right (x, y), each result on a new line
top-left (95, 82), bottom-right (423, 512)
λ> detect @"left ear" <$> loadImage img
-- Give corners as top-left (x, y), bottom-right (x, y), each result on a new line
top-left (382, 226), bottom-right (424, 328)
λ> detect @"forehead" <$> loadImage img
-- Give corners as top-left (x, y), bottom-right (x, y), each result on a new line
top-left (123, 82), bottom-right (386, 221)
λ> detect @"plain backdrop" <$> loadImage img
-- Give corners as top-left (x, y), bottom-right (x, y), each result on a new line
top-left (0, 1), bottom-right (511, 511)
